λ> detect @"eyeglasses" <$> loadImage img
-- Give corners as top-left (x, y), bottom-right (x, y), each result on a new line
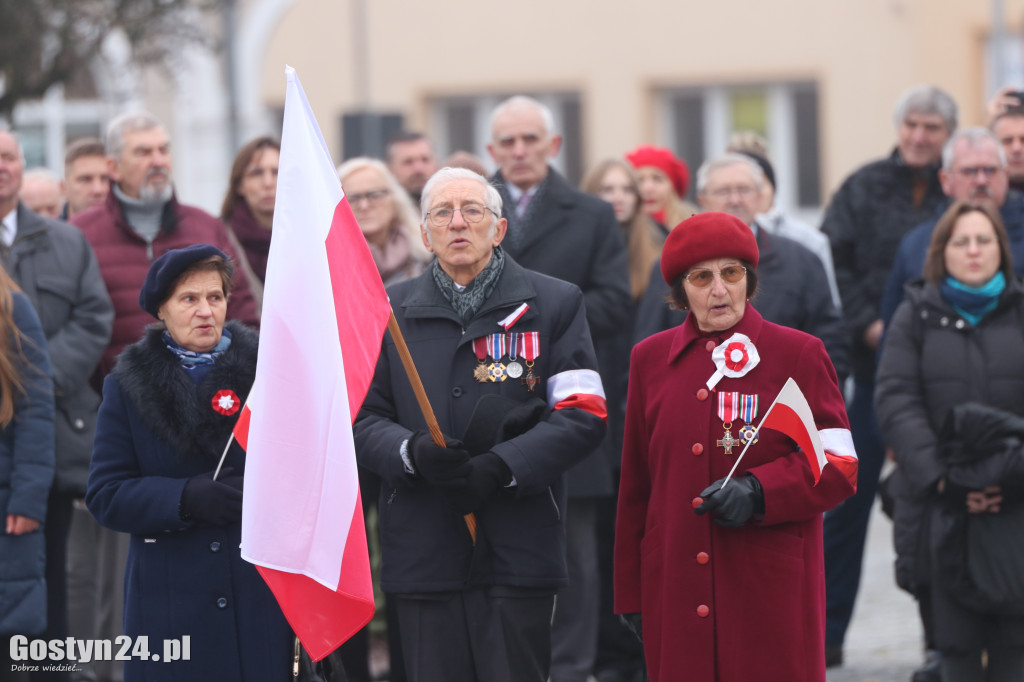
top-left (954, 166), bottom-right (1001, 179)
top-left (348, 189), bottom-right (390, 205)
top-left (425, 204), bottom-right (494, 228)
top-left (684, 265), bottom-right (747, 288)
top-left (707, 185), bottom-right (758, 200)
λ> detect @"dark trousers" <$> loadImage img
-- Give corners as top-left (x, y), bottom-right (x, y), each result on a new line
top-left (550, 498), bottom-right (600, 682)
top-left (29, 490), bottom-right (74, 682)
top-left (824, 378), bottom-right (885, 646)
top-left (594, 492), bottom-right (644, 679)
top-left (395, 587), bottom-right (555, 682)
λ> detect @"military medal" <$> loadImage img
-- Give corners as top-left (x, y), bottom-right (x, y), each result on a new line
top-left (738, 393), bottom-right (759, 444)
top-left (472, 337), bottom-right (490, 382)
top-left (717, 391), bottom-right (741, 454)
top-left (506, 332), bottom-right (524, 379)
top-left (486, 333), bottom-right (507, 382)
top-left (520, 331), bottom-right (541, 391)
top-left (707, 333), bottom-right (760, 390)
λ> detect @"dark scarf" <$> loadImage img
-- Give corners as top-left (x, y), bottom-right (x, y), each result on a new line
top-left (496, 175), bottom-right (549, 252)
top-left (113, 321), bottom-right (259, 463)
top-left (941, 272), bottom-right (1006, 326)
top-left (432, 247), bottom-right (505, 322)
top-left (227, 202), bottom-right (272, 282)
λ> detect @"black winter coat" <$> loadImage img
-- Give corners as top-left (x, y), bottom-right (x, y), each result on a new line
top-left (822, 149), bottom-right (945, 382)
top-left (493, 168), bottom-right (629, 497)
top-left (354, 256), bottom-right (607, 593)
top-left (634, 228), bottom-right (849, 384)
top-left (86, 322), bottom-right (291, 682)
top-left (875, 279), bottom-right (1024, 650)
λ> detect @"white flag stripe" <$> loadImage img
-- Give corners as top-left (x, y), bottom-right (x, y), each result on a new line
top-left (546, 368), bottom-right (606, 409)
top-left (239, 66), bottom-right (356, 592)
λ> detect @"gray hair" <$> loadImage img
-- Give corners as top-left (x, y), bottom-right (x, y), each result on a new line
top-left (105, 111), bottom-right (165, 158)
top-left (695, 153), bottom-right (765, 194)
top-left (892, 85), bottom-right (958, 133)
top-left (337, 156), bottom-right (431, 263)
top-left (420, 167), bottom-right (504, 220)
top-left (489, 96), bottom-right (556, 138)
top-left (941, 126), bottom-right (1006, 170)
top-left (23, 167), bottom-right (62, 185)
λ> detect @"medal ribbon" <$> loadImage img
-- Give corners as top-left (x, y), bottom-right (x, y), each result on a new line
top-left (741, 394), bottom-right (758, 423)
top-left (717, 392), bottom-right (740, 424)
top-left (509, 333), bottom-right (519, 361)
top-left (472, 336), bottom-right (488, 361)
top-left (487, 333), bottom-right (506, 360)
top-left (520, 332), bottom-right (540, 361)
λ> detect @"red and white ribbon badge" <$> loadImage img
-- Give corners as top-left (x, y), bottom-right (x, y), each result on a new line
top-left (211, 389), bottom-right (241, 416)
top-left (707, 333), bottom-right (760, 390)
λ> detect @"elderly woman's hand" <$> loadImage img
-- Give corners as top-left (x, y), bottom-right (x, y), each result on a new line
top-left (179, 470), bottom-right (243, 526)
top-left (695, 475), bottom-right (765, 528)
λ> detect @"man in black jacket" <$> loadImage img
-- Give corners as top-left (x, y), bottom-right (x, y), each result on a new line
top-left (355, 167), bottom-right (607, 682)
top-left (486, 96), bottom-right (630, 682)
top-left (820, 84), bottom-right (956, 675)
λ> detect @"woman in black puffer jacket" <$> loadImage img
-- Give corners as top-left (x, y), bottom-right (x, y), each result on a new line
top-left (877, 200), bottom-right (1024, 681)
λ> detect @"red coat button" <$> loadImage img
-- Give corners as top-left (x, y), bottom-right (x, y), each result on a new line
top-left (691, 496), bottom-right (704, 509)
top-left (696, 552), bottom-right (709, 565)
top-left (691, 443), bottom-right (704, 456)
top-left (696, 388), bottom-right (709, 401)
top-left (697, 604), bottom-right (710, 617)
top-left (705, 340), bottom-right (716, 352)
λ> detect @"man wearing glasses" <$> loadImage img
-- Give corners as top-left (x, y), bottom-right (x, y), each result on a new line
top-left (355, 167), bottom-right (608, 682)
top-left (635, 153), bottom-right (847, 385)
top-left (882, 127), bottom-right (1024, 326)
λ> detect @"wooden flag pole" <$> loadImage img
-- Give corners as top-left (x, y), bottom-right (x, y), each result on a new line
top-left (386, 311), bottom-right (477, 542)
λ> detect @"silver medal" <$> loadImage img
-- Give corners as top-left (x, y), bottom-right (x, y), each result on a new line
top-left (506, 361), bottom-right (524, 378)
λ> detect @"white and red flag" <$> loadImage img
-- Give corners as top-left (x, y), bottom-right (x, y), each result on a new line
top-left (758, 378), bottom-right (857, 486)
top-left (237, 66), bottom-right (388, 661)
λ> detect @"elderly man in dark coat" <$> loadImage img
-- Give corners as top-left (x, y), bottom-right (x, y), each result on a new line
top-left (487, 96), bottom-right (630, 682)
top-left (355, 167), bottom-right (607, 682)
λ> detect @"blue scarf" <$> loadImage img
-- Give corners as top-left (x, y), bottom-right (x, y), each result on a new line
top-left (163, 328), bottom-right (233, 369)
top-left (940, 272), bottom-right (1005, 326)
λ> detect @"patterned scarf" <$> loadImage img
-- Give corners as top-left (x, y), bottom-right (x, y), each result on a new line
top-left (432, 247), bottom-right (505, 323)
top-left (163, 327), bottom-right (233, 369)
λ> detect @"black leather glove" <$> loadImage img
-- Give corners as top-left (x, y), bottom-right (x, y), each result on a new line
top-left (620, 613), bottom-right (642, 643)
top-left (446, 452), bottom-right (513, 515)
top-left (180, 469), bottom-right (243, 526)
top-left (694, 474), bottom-right (764, 528)
top-left (408, 431), bottom-right (471, 485)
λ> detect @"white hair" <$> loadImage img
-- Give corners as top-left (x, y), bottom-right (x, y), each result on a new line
top-left (106, 111), bottom-right (165, 158)
top-left (941, 126), bottom-right (1006, 170)
top-left (489, 96), bottom-right (556, 138)
top-left (420, 167), bottom-right (504, 246)
top-left (695, 153), bottom-right (765, 194)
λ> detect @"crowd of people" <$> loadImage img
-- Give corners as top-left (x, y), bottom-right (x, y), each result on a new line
top-left (2, 81), bottom-right (1024, 682)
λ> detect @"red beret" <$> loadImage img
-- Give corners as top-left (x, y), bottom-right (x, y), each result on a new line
top-left (660, 212), bottom-right (759, 285)
top-left (625, 145), bottom-right (690, 197)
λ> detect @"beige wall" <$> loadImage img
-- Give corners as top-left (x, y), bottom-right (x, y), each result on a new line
top-left (260, 0), bottom-right (1024, 203)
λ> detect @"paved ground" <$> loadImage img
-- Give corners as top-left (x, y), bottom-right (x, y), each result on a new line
top-left (826, 497), bottom-right (923, 682)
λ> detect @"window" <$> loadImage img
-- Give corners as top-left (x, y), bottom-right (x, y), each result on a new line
top-left (430, 91), bottom-right (583, 185)
top-left (661, 81), bottom-right (821, 212)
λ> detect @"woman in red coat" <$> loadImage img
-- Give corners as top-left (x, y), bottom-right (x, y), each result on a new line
top-left (614, 212), bottom-right (858, 681)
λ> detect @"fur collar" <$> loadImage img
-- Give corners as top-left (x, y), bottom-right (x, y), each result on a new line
top-left (113, 321), bottom-right (259, 462)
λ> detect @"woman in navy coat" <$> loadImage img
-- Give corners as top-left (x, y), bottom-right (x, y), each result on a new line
top-left (0, 269), bottom-right (55, 643)
top-left (87, 245), bottom-right (290, 682)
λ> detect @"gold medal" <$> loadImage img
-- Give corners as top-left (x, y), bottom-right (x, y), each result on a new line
top-left (487, 362), bottom-right (507, 382)
top-left (473, 362), bottom-right (490, 383)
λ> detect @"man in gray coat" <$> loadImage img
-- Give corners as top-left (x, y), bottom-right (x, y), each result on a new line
top-left (0, 130), bottom-right (114, 681)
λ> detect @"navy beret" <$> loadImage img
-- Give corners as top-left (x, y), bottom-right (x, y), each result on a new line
top-left (661, 212), bottom-right (759, 285)
top-left (139, 244), bottom-right (230, 318)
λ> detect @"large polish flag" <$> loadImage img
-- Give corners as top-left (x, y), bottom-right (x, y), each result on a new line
top-left (760, 378), bottom-right (858, 487)
top-left (238, 66), bottom-right (389, 661)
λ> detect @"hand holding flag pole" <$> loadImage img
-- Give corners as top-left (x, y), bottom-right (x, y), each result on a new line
top-left (717, 378), bottom-right (829, 490)
top-left (386, 312), bottom-right (478, 543)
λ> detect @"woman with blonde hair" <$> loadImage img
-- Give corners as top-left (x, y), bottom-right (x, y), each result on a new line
top-left (338, 157), bottom-right (432, 285)
top-left (582, 159), bottom-right (663, 301)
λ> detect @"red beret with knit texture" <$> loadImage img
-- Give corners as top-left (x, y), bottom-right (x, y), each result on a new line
top-left (660, 212), bottom-right (759, 285)
top-left (625, 145), bottom-right (691, 197)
